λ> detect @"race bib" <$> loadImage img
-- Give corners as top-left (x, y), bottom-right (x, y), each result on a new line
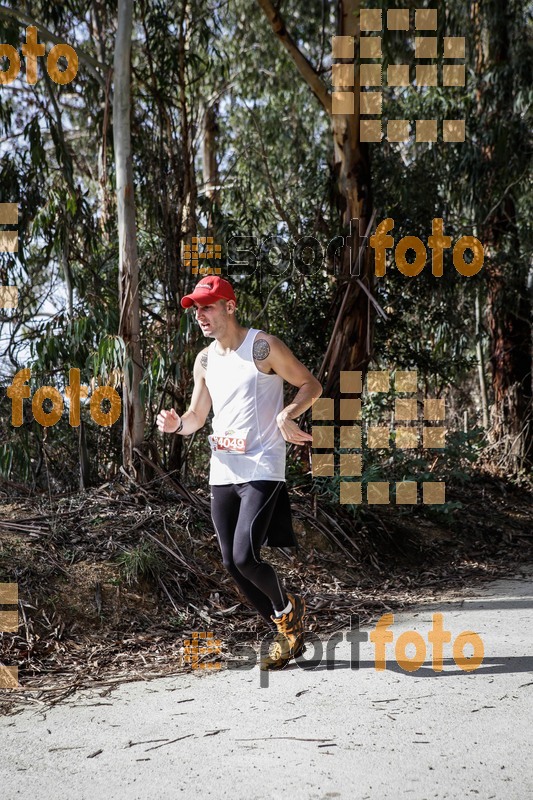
top-left (208, 429), bottom-right (248, 454)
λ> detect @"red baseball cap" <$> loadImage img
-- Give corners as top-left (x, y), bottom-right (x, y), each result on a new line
top-left (180, 276), bottom-right (236, 308)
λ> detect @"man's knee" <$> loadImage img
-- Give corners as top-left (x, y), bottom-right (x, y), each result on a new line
top-left (233, 553), bottom-right (256, 577)
top-left (222, 556), bottom-right (239, 576)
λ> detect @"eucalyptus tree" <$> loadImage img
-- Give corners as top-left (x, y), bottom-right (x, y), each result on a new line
top-left (114, 0), bottom-right (144, 470)
top-left (471, 0), bottom-right (532, 471)
top-left (0, 0), bottom-right (225, 482)
top-left (0, 0), bottom-right (111, 486)
top-left (255, 0), bottom-right (374, 397)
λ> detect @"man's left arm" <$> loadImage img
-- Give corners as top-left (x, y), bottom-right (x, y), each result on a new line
top-left (255, 334), bottom-right (322, 444)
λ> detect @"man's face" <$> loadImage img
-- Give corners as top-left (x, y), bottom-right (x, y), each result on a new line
top-left (193, 298), bottom-right (230, 338)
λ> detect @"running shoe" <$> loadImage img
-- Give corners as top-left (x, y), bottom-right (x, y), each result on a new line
top-left (260, 592), bottom-right (306, 671)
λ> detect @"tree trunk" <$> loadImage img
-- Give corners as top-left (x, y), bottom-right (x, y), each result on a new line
top-left (203, 102), bottom-right (220, 225)
top-left (113, 0), bottom-right (144, 472)
top-left (168, 0), bottom-right (198, 476)
top-left (92, 2), bottom-right (112, 233)
top-left (487, 252), bottom-right (532, 470)
top-left (78, 418), bottom-right (91, 489)
top-left (257, 0), bottom-right (374, 398)
top-left (320, 0), bottom-right (373, 397)
top-left (475, 289), bottom-right (490, 429)
top-left (474, 0), bottom-right (533, 470)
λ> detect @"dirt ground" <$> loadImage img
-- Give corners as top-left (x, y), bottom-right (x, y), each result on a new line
top-left (0, 469), bottom-right (532, 714)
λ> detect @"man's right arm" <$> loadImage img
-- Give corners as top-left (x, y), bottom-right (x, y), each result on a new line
top-left (156, 349), bottom-right (212, 435)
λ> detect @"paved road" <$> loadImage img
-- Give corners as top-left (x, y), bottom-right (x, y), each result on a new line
top-left (2, 571), bottom-right (533, 799)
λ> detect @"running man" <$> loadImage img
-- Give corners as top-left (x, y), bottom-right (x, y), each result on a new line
top-left (156, 276), bottom-right (322, 670)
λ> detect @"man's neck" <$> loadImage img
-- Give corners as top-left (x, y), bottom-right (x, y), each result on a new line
top-left (214, 323), bottom-right (249, 354)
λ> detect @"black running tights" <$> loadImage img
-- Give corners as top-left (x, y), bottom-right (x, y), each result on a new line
top-left (210, 481), bottom-right (288, 625)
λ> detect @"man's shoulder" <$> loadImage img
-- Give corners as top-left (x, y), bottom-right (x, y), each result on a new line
top-left (252, 331), bottom-right (286, 361)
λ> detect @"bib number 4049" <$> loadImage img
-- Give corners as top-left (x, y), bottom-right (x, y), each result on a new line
top-left (209, 432), bottom-right (247, 454)
top-left (216, 436), bottom-right (245, 453)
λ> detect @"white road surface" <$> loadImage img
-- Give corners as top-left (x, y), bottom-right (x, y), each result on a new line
top-left (1, 571), bottom-right (532, 800)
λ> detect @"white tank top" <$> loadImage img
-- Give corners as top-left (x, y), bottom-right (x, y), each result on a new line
top-left (205, 328), bottom-right (286, 485)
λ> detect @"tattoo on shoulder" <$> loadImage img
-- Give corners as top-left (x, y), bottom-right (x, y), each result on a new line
top-left (253, 338), bottom-right (270, 361)
top-left (200, 351), bottom-right (208, 369)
